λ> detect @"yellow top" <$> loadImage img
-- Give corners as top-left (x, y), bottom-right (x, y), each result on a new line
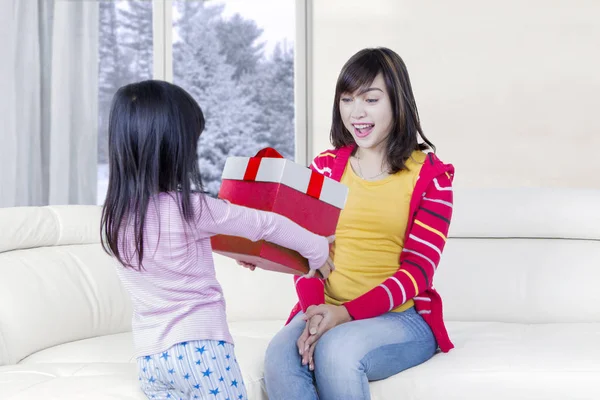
top-left (325, 151), bottom-right (426, 312)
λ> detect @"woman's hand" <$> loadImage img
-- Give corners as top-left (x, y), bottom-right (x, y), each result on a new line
top-left (302, 304), bottom-right (352, 349)
top-left (296, 304), bottom-right (352, 371)
top-left (296, 310), bottom-right (324, 371)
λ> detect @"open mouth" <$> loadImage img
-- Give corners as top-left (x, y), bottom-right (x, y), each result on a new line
top-left (353, 123), bottom-right (374, 138)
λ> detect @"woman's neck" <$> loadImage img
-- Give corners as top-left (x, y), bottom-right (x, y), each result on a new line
top-left (355, 147), bottom-right (386, 168)
top-left (352, 146), bottom-right (389, 180)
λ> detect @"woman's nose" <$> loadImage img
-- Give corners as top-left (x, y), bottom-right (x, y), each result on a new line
top-left (350, 101), bottom-right (366, 118)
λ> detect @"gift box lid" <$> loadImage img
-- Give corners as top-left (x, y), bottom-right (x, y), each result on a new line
top-left (221, 150), bottom-right (349, 210)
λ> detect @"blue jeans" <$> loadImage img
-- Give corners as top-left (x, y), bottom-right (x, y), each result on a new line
top-left (264, 307), bottom-right (437, 400)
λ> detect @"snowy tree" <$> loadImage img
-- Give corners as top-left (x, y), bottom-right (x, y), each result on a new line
top-left (98, 1), bottom-right (134, 163)
top-left (214, 14), bottom-right (265, 80)
top-left (119, 0), bottom-right (153, 80)
top-left (244, 42), bottom-right (296, 160)
top-left (173, 1), bottom-right (263, 195)
top-left (99, 1), bottom-right (152, 163)
top-left (98, 1), bottom-right (120, 163)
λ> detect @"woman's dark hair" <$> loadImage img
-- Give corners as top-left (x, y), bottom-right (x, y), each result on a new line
top-left (330, 47), bottom-right (435, 173)
top-left (100, 80), bottom-right (205, 270)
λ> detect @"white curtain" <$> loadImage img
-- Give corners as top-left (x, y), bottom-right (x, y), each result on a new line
top-left (0, 0), bottom-right (98, 207)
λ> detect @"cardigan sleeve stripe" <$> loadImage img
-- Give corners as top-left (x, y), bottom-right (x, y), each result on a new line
top-left (402, 249), bottom-right (436, 272)
top-left (422, 197), bottom-right (453, 208)
top-left (433, 177), bottom-right (452, 191)
top-left (418, 206), bottom-right (451, 224)
top-left (414, 219), bottom-right (447, 241)
top-left (389, 276), bottom-right (407, 304)
top-left (378, 283), bottom-right (394, 311)
top-left (408, 234), bottom-right (442, 258)
top-left (399, 269), bottom-right (419, 294)
top-left (403, 259), bottom-right (429, 288)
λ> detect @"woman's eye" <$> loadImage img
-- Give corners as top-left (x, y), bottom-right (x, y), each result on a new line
top-left (366, 98), bottom-right (379, 103)
top-left (341, 97), bottom-right (353, 103)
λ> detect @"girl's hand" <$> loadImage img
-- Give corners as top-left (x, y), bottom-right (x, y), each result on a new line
top-left (236, 260), bottom-right (256, 271)
top-left (304, 255), bottom-right (335, 279)
top-left (301, 304), bottom-right (352, 349)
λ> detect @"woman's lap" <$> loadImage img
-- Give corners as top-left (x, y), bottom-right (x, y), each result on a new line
top-left (264, 307), bottom-right (437, 400)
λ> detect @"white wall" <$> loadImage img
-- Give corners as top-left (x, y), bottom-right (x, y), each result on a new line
top-left (309, 0), bottom-right (600, 188)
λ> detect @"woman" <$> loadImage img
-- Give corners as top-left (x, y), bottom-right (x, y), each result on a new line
top-left (263, 47), bottom-right (455, 400)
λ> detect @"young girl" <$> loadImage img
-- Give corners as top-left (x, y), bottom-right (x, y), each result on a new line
top-left (263, 47), bottom-right (455, 400)
top-left (100, 80), bottom-right (333, 400)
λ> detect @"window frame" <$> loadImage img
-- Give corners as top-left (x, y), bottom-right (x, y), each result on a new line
top-left (151, 0), bottom-right (309, 165)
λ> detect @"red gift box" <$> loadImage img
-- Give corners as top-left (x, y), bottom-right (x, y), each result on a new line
top-left (210, 148), bottom-right (348, 275)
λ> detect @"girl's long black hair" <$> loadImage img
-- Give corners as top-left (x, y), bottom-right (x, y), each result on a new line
top-left (100, 80), bottom-right (205, 270)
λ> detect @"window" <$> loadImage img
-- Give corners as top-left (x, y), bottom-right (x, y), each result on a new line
top-left (98, 0), bottom-right (153, 204)
top-left (97, 0), bottom-right (300, 202)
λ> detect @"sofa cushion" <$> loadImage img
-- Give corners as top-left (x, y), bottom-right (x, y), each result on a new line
top-left (0, 244), bottom-right (132, 366)
top-left (449, 187), bottom-right (600, 240)
top-left (371, 321), bottom-right (600, 399)
top-left (3, 321), bottom-right (599, 400)
top-left (0, 205), bottom-right (102, 254)
top-left (0, 363), bottom-right (144, 400)
top-left (436, 237), bottom-right (600, 323)
top-left (19, 333), bottom-right (135, 365)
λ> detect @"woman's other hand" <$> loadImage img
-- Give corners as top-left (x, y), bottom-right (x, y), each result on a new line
top-left (297, 308), bottom-right (324, 371)
top-left (302, 304), bottom-right (352, 350)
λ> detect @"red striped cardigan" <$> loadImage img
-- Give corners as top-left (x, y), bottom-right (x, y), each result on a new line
top-left (286, 145), bottom-right (455, 352)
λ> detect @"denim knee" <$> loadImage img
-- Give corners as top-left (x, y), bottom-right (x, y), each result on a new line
top-left (313, 331), bottom-right (370, 400)
top-left (264, 318), bottom-right (304, 377)
top-left (314, 331), bottom-right (362, 376)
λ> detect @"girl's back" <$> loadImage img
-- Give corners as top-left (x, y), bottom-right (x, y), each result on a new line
top-left (117, 189), bottom-right (327, 357)
top-left (116, 192), bottom-right (229, 359)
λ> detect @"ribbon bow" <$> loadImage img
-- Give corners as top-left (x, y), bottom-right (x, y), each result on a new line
top-left (254, 147), bottom-right (283, 159)
top-left (242, 147), bottom-right (325, 200)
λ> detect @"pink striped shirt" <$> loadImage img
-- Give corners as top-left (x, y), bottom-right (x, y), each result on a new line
top-left (116, 192), bottom-right (329, 358)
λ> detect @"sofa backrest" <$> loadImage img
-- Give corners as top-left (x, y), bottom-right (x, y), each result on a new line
top-left (0, 206), bottom-right (132, 366)
top-left (1, 188), bottom-right (598, 364)
top-left (215, 188), bottom-right (600, 325)
top-left (0, 205), bottom-right (299, 366)
top-left (436, 188), bottom-right (600, 324)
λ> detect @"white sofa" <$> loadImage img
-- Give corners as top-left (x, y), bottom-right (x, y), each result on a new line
top-left (1, 188), bottom-right (599, 400)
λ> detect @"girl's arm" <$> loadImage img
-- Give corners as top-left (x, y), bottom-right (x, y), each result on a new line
top-left (198, 194), bottom-right (329, 272)
top-left (343, 171), bottom-right (454, 320)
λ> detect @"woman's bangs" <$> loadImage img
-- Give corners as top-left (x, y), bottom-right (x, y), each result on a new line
top-left (337, 57), bottom-right (381, 96)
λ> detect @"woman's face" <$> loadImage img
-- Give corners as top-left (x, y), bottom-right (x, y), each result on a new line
top-left (339, 73), bottom-right (393, 152)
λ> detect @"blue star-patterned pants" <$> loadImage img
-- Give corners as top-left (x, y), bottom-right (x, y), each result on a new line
top-left (138, 340), bottom-right (247, 400)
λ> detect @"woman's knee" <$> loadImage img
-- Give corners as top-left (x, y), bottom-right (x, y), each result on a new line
top-left (265, 333), bottom-right (294, 367)
top-left (313, 332), bottom-right (370, 400)
top-left (313, 330), bottom-right (362, 375)
top-left (264, 320), bottom-right (304, 374)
